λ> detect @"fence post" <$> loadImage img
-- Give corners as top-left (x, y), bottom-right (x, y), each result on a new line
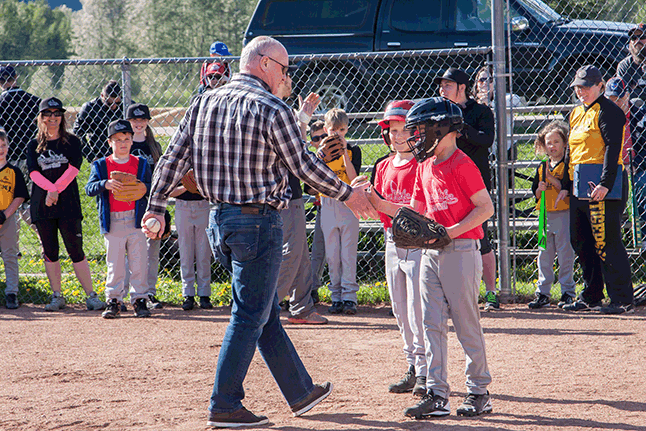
top-left (121, 57), bottom-right (132, 113)
top-left (492, 0), bottom-right (512, 300)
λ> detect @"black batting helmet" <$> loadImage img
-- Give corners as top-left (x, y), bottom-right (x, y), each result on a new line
top-left (404, 97), bottom-right (463, 163)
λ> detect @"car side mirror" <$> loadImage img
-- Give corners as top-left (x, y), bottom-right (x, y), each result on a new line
top-left (511, 16), bottom-right (529, 32)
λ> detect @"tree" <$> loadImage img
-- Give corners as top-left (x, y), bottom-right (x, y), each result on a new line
top-left (0, 0), bottom-right (73, 61)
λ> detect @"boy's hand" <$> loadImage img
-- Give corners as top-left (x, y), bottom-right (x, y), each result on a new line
top-left (105, 179), bottom-right (122, 191)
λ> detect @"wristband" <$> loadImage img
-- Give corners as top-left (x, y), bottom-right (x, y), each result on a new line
top-left (297, 110), bottom-right (311, 124)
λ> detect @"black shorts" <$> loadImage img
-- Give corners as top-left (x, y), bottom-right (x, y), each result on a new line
top-left (480, 219), bottom-right (492, 255)
top-left (35, 218), bottom-right (86, 263)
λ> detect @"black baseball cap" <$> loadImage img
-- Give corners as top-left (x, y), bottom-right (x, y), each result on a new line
top-left (570, 65), bottom-right (603, 88)
top-left (434, 68), bottom-right (470, 87)
top-left (108, 119), bottom-right (134, 137)
top-left (39, 97), bottom-right (66, 113)
top-left (103, 80), bottom-right (121, 98)
top-left (0, 66), bottom-right (16, 80)
top-left (126, 103), bottom-right (151, 120)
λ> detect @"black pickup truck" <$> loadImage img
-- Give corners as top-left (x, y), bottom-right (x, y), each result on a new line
top-left (244, 0), bottom-right (632, 111)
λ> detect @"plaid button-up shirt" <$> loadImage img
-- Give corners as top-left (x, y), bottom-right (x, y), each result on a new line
top-left (148, 73), bottom-right (352, 214)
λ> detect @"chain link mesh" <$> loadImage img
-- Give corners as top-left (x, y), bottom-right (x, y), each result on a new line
top-left (2, 0), bottom-right (646, 306)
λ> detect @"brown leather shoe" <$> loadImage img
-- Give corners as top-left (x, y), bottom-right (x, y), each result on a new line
top-left (206, 406), bottom-right (268, 428)
top-left (287, 311), bottom-right (328, 325)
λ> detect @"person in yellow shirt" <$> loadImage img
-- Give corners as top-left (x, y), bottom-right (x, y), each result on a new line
top-left (320, 108), bottom-right (362, 315)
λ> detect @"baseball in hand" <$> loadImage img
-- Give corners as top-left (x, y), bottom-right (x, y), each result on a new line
top-left (145, 217), bottom-right (161, 233)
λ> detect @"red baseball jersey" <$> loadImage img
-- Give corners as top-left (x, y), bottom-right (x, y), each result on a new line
top-left (373, 155), bottom-right (418, 229)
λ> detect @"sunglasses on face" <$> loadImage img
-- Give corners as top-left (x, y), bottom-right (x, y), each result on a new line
top-left (258, 53), bottom-right (289, 76)
top-left (310, 133), bottom-right (328, 143)
top-left (42, 110), bottom-right (63, 118)
top-left (478, 77), bottom-right (492, 83)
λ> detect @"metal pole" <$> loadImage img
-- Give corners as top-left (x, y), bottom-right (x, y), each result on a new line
top-left (121, 57), bottom-right (132, 113)
top-left (492, 0), bottom-right (512, 300)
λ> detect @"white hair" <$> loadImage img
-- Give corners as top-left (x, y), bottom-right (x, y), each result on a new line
top-left (240, 36), bottom-right (281, 70)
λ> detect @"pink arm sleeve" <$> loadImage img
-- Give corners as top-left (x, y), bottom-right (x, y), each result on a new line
top-left (30, 171), bottom-right (58, 193)
top-left (54, 165), bottom-right (80, 193)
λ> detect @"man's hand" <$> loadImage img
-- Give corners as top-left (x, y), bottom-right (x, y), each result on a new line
top-left (142, 211), bottom-right (165, 240)
top-left (297, 92), bottom-right (320, 121)
top-left (344, 187), bottom-right (379, 220)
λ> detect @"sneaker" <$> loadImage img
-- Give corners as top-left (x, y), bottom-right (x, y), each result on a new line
top-left (120, 302), bottom-right (128, 312)
top-left (599, 302), bottom-right (634, 314)
top-left (483, 291), bottom-right (500, 311)
top-left (456, 392), bottom-right (493, 417)
top-left (199, 296), bottom-right (213, 309)
top-left (147, 294), bottom-right (163, 310)
top-left (45, 295), bottom-right (66, 311)
top-left (102, 299), bottom-right (120, 319)
top-left (557, 293), bottom-right (575, 308)
top-left (206, 406), bottom-right (268, 428)
top-left (413, 376), bottom-right (427, 397)
top-left (388, 365), bottom-right (416, 393)
top-left (134, 298), bottom-right (152, 318)
top-left (6, 293), bottom-right (19, 309)
top-left (86, 292), bottom-right (106, 311)
top-left (290, 382), bottom-right (333, 417)
top-left (182, 296), bottom-right (195, 311)
top-left (288, 311), bottom-right (328, 325)
top-left (528, 293), bottom-right (551, 309)
top-left (343, 300), bottom-right (357, 315)
top-left (563, 299), bottom-right (602, 312)
top-left (404, 390), bottom-right (450, 419)
top-left (329, 301), bottom-right (344, 314)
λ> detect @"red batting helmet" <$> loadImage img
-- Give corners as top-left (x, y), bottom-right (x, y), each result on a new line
top-left (200, 61), bottom-right (231, 88)
top-left (379, 100), bottom-right (415, 146)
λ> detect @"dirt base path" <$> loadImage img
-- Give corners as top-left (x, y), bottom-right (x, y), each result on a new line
top-left (2, 304), bottom-right (645, 431)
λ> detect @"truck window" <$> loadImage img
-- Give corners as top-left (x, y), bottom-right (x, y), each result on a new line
top-left (390, 0), bottom-right (443, 32)
top-left (260, 0), bottom-right (371, 31)
top-left (456, 0), bottom-right (491, 31)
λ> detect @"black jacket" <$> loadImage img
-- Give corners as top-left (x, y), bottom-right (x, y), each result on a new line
top-left (629, 102), bottom-right (646, 170)
top-left (72, 97), bottom-right (123, 162)
top-left (0, 87), bottom-right (41, 161)
top-left (457, 99), bottom-right (495, 190)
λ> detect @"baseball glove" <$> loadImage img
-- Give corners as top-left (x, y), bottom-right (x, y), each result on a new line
top-left (316, 135), bottom-right (345, 163)
top-left (392, 206), bottom-right (452, 250)
top-left (110, 171), bottom-right (147, 202)
top-left (181, 169), bottom-right (200, 195)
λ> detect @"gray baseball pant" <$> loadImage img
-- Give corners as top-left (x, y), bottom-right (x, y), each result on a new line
top-left (176, 199), bottom-right (212, 297)
top-left (276, 198), bottom-right (316, 317)
top-left (420, 238), bottom-right (492, 398)
top-left (0, 213), bottom-right (20, 295)
top-left (536, 210), bottom-right (576, 297)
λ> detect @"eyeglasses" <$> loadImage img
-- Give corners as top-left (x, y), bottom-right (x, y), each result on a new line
top-left (42, 110), bottom-right (63, 118)
top-left (630, 34), bottom-right (646, 41)
top-left (310, 133), bottom-right (328, 143)
top-left (258, 53), bottom-right (289, 76)
top-left (478, 77), bottom-right (492, 83)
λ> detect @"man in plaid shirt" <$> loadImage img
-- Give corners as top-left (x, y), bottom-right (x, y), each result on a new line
top-left (144, 36), bottom-right (376, 428)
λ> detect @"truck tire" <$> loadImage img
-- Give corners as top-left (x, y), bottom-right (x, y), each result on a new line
top-left (301, 71), bottom-right (361, 114)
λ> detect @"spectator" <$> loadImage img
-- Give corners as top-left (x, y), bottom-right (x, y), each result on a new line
top-left (435, 67), bottom-right (498, 310)
top-left (274, 71), bottom-right (328, 324)
top-left (558, 65), bottom-right (634, 314)
top-left (321, 108), bottom-right (362, 315)
top-left (86, 119), bottom-right (152, 318)
top-left (528, 121), bottom-right (576, 309)
top-left (142, 36), bottom-right (376, 427)
top-left (0, 66), bottom-right (41, 162)
top-left (27, 97), bottom-right (104, 312)
top-left (124, 103), bottom-right (164, 310)
top-left (604, 77), bottom-right (646, 248)
top-left (617, 23), bottom-right (646, 103)
top-left (210, 41), bottom-right (232, 57)
top-left (73, 80), bottom-right (123, 162)
top-left (372, 100), bottom-right (427, 396)
top-left (0, 128), bottom-right (29, 309)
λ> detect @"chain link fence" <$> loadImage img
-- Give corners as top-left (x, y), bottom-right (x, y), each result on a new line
top-left (2, 0), bottom-right (646, 306)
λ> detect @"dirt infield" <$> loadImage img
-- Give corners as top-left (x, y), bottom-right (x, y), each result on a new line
top-left (2, 303), bottom-right (645, 431)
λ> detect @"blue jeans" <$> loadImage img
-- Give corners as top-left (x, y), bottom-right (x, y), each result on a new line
top-left (206, 204), bottom-right (314, 413)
